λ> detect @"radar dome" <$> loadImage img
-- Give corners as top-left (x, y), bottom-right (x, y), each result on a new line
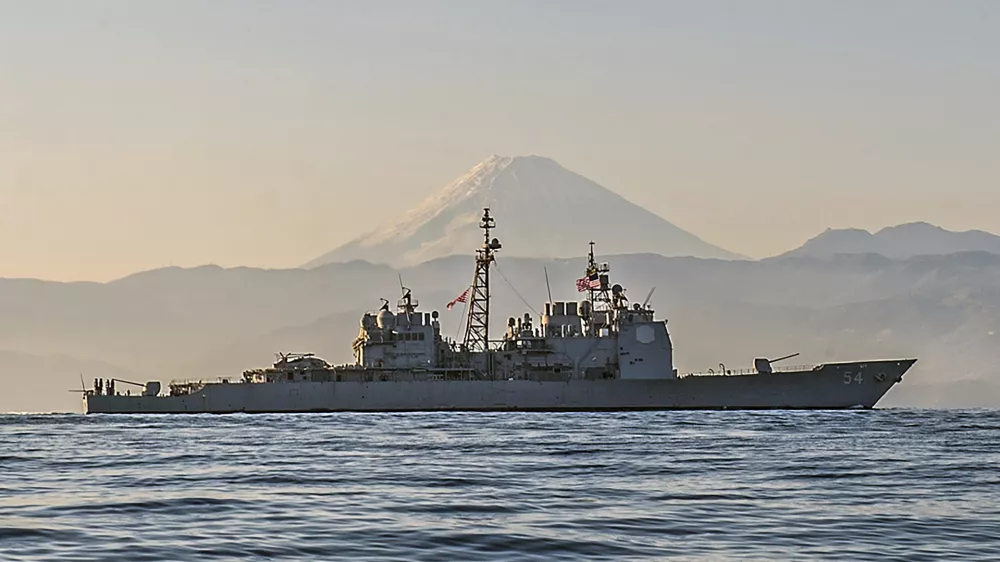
top-left (376, 309), bottom-right (396, 329)
top-left (361, 313), bottom-right (377, 330)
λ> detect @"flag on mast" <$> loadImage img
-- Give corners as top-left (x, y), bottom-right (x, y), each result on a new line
top-left (447, 288), bottom-right (470, 310)
top-left (575, 273), bottom-right (600, 292)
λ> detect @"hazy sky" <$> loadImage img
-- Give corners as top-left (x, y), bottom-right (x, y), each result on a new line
top-left (2, 0), bottom-right (998, 281)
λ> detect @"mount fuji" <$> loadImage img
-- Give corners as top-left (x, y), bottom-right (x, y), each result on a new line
top-left (304, 155), bottom-right (741, 268)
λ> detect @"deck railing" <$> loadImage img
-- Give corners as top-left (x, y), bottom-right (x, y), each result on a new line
top-left (682, 364), bottom-right (818, 377)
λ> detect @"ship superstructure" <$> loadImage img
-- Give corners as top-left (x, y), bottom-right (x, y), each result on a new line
top-left (83, 209), bottom-right (915, 413)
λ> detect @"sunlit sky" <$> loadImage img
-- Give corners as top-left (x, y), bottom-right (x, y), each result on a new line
top-left (2, 0), bottom-right (998, 281)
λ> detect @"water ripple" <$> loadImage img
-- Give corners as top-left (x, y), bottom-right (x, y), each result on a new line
top-left (1, 410), bottom-right (999, 560)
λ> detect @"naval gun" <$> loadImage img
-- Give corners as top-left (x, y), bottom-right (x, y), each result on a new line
top-left (109, 378), bottom-right (161, 397)
top-left (754, 353), bottom-right (800, 374)
top-left (77, 377), bottom-right (161, 397)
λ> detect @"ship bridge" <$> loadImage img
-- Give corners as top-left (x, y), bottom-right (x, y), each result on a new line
top-left (353, 289), bottom-right (443, 369)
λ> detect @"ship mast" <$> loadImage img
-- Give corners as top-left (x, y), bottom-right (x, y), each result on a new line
top-left (463, 208), bottom-right (501, 355)
top-left (586, 241), bottom-right (612, 335)
top-left (587, 241), bottom-right (598, 313)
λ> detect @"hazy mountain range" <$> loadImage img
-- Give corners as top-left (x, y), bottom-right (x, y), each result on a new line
top-left (778, 222), bottom-right (1000, 260)
top-left (3, 251), bottom-right (998, 413)
top-left (3, 155), bottom-right (999, 412)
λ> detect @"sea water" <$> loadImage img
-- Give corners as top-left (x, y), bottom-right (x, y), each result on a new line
top-left (1, 410), bottom-right (998, 561)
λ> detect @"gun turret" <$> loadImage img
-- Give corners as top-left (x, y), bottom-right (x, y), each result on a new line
top-left (754, 353), bottom-right (800, 374)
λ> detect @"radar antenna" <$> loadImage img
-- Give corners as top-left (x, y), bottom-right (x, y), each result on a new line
top-left (463, 208), bottom-right (501, 360)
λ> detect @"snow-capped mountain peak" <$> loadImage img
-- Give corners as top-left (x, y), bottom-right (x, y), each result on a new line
top-left (304, 155), bottom-right (741, 268)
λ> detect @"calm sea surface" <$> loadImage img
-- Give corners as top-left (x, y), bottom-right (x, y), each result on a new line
top-left (1, 411), bottom-right (998, 561)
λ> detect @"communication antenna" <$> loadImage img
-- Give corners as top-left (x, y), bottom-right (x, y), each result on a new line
top-left (396, 273), bottom-right (415, 324)
top-left (69, 373), bottom-right (88, 395)
top-left (641, 286), bottom-right (656, 308)
top-left (543, 266), bottom-right (553, 304)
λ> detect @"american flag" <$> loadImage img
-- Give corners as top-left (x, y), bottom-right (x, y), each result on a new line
top-left (575, 273), bottom-right (600, 292)
top-left (447, 288), bottom-right (470, 310)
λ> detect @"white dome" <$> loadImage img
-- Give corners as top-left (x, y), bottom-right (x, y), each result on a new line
top-left (376, 309), bottom-right (396, 329)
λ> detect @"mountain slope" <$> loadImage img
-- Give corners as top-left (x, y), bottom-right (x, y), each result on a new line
top-left (778, 222), bottom-right (1000, 259)
top-left (304, 155), bottom-right (741, 267)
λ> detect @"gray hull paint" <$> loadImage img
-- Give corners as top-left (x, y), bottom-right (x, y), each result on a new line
top-left (85, 360), bottom-right (914, 414)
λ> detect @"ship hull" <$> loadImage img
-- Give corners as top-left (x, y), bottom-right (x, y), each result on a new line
top-left (84, 360), bottom-right (914, 414)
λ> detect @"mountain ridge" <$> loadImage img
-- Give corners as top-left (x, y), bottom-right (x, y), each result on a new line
top-left (777, 222), bottom-right (1000, 260)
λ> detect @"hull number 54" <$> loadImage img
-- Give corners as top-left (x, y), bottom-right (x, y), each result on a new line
top-left (843, 373), bottom-right (864, 385)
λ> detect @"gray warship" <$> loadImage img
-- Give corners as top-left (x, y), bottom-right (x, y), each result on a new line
top-left (84, 209), bottom-right (915, 414)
